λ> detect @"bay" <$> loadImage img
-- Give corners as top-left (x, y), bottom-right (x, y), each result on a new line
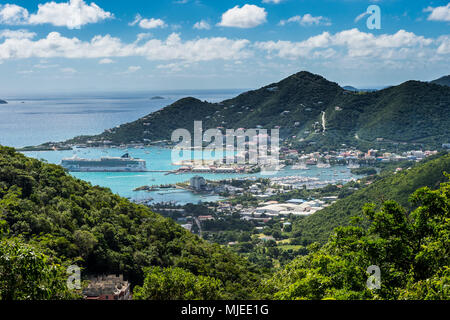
top-left (0, 89), bottom-right (242, 148)
top-left (23, 146), bottom-right (357, 204)
top-left (1, 89), bottom-right (359, 204)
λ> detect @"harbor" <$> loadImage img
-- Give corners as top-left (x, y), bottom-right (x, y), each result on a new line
top-left (23, 146), bottom-right (360, 204)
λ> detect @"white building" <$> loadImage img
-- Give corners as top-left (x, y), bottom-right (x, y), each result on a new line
top-left (190, 176), bottom-right (206, 191)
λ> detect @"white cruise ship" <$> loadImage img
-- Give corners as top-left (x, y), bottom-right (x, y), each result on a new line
top-left (61, 153), bottom-right (146, 172)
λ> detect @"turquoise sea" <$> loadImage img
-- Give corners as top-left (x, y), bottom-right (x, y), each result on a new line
top-left (23, 147), bottom-right (357, 204)
top-left (1, 90), bottom-right (359, 204)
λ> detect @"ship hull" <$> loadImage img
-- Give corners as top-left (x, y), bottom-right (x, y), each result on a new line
top-left (61, 154), bottom-right (147, 172)
top-left (66, 167), bottom-right (147, 172)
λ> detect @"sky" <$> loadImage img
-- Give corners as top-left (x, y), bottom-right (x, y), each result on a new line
top-left (0, 0), bottom-right (449, 94)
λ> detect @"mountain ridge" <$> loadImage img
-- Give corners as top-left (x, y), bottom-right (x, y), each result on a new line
top-left (431, 75), bottom-right (450, 87)
top-left (293, 152), bottom-right (450, 244)
top-left (24, 71), bottom-right (450, 152)
top-left (0, 145), bottom-right (261, 298)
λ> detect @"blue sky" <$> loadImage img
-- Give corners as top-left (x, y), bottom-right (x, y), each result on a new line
top-left (0, 0), bottom-right (449, 94)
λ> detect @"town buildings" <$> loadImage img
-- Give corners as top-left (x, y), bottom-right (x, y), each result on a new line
top-left (190, 176), bottom-right (206, 191)
top-left (83, 275), bottom-right (132, 300)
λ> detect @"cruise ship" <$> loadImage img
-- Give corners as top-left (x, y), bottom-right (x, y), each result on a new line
top-left (61, 153), bottom-right (146, 172)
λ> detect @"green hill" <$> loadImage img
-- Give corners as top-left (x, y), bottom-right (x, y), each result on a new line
top-left (264, 177), bottom-right (450, 300)
top-left (431, 75), bottom-right (450, 87)
top-left (28, 71), bottom-right (450, 152)
top-left (292, 152), bottom-right (450, 244)
top-left (0, 146), bottom-right (261, 299)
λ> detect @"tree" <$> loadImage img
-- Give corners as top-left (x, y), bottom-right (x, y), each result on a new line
top-left (0, 238), bottom-right (80, 300)
top-left (133, 266), bottom-right (224, 300)
top-left (264, 178), bottom-right (450, 300)
top-left (73, 230), bottom-right (98, 259)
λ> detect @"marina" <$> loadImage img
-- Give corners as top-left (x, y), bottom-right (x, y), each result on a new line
top-left (61, 153), bottom-right (147, 172)
top-left (23, 146), bottom-right (361, 204)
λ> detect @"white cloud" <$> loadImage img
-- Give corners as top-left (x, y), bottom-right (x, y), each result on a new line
top-left (139, 18), bottom-right (166, 29)
top-left (99, 58), bottom-right (115, 64)
top-left (262, 0), bottom-right (283, 3)
top-left (279, 14), bottom-right (331, 26)
top-left (256, 29), bottom-right (437, 60)
top-left (0, 0), bottom-right (113, 29)
top-left (125, 66), bottom-right (141, 73)
top-left (129, 14), bottom-right (142, 26)
top-left (136, 33), bottom-right (152, 42)
top-left (1, 26), bottom-right (443, 70)
top-left (157, 61), bottom-right (191, 73)
top-left (0, 4), bottom-right (29, 25)
top-left (34, 63), bottom-right (59, 69)
top-left (60, 67), bottom-right (77, 73)
top-left (0, 32), bottom-right (252, 63)
top-left (437, 35), bottom-right (450, 54)
top-left (256, 32), bottom-right (332, 59)
top-left (29, 0), bottom-right (113, 29)
top-left (129, 14), bottom-right (167, 29)
top-left (424, 3), bottom-right (450, 22)
top-left (218, 4), bottom-right (267, 28)
top-left (193, 20), bottom-right (211, 30)
top-left (0, 29), bottom-right (36, 39)
top-left (18, 69), bottom-right (33, 74)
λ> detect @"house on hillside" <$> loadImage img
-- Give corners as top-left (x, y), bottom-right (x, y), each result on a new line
top-left (84, 275), bottom-right (131, 300)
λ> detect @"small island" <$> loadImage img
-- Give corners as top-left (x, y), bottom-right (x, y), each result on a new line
top-left (150, 96), bottom-right (165, 100)
top-left (0, 99), bottom-right (7, 104)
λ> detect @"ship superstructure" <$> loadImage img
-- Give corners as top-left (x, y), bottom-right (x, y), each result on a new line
top-left (61, 153), bottom-right (146, 172)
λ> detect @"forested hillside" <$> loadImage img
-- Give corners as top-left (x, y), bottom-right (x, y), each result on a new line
top-left (30, 71), bottom-right (450, 152)
top-left (262, 178), bottom-right (450, 300)
top-left (293, 153), bottom-right (450, 244)
top-left (431, 75), bottom-right (450, 87)
top-left (1, 147), bottom-right (449, 300)
top-left (0, 146), bottom-right (262, 299)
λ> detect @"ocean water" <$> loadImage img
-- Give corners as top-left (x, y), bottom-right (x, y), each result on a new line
top-left (0, 90), bottom-right (242, 148)
top-left (23, 147), bottom-right (357, 204)
top-left (1, 89), bottom-right (359, 204)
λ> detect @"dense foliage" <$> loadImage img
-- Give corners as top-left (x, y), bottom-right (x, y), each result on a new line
top-left (0, 146), bottom-right (261, 299)
top-left (263, 178), bottom-right (450, 300)
top-left (1, 145), bottom-right (449, 300)
top-left (431, 75), bottom-right (450, 87)
top-left (133, 266), bottom-right (223, 300)
top-left (350, 167), bottom-right (377, 176)
top-left (293, 153), bottom-right (450, 244)
top-left (0, 237), bottom-right (80, 300)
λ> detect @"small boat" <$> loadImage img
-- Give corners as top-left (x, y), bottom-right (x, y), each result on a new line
top-left (291, 163), bottom-right (309, 170)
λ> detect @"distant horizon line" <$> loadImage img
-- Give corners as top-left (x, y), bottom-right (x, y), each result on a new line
top-left (2, 85), bottom-right (393, 99)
